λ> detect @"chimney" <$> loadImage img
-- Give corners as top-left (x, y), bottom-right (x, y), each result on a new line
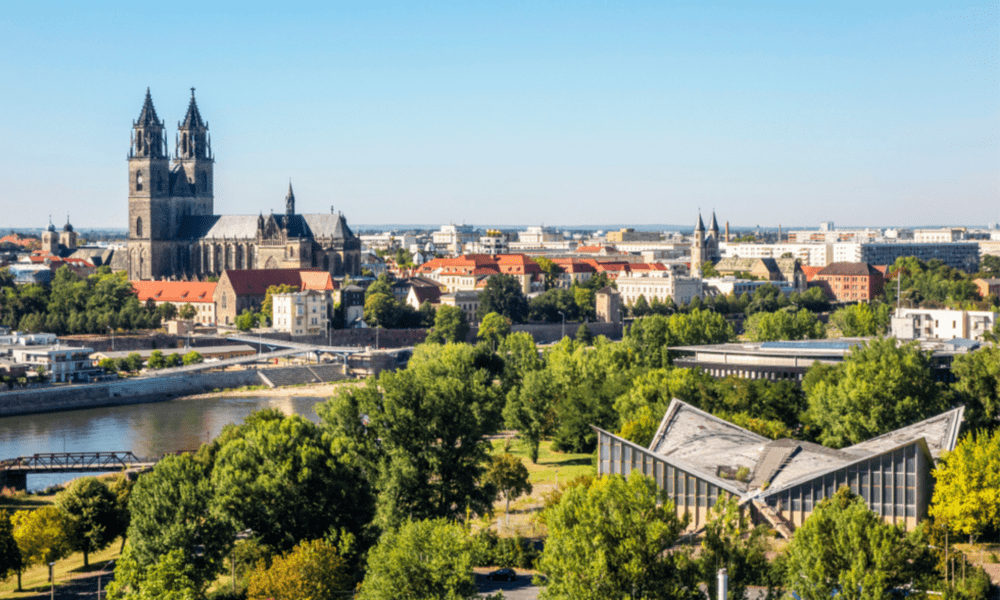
top-left (725, 221), bottom-right (730, 242)
top-left (718, 568), bottom-right (728, 600)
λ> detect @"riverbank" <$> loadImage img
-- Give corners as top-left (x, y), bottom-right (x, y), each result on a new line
top-left (177, 379), bottom-right (361, 401)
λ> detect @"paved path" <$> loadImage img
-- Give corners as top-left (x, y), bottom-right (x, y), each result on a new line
top-left (476, 572), bottom-right (543, 599)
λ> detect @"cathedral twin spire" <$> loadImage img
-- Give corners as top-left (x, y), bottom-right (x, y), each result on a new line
top-left (132, 88), bottom-right (211, 161)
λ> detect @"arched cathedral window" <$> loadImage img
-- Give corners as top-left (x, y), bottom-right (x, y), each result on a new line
top-left (136, 171), bottom-right (143, 191)
top-left (136, 217), bottom-right (143, 238)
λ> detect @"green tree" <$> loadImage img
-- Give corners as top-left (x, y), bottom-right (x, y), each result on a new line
top-left (497, 331), bottom-right (543, 393)
top-left (145, 350), bottom-right (166, 370)
top-left (178, 303), bottom-right (197, 320)
top-left (477, 311), bottom-right (511, 350)
top-left (503, 370), bottom-right (558, 463)
top-left (950, 346), bottom-right (1000, 432)
top-left (211, 409), bottom-right (374, 552)
top-left (929, 429), bottom-right (1000, 540)
top-left (107, 547), bottom-right (199, 600)
top-left (538, 473), bottom-right (700, 600)
top-left (477, 274), bottom-right (528, 323)
top-left (0, 511), bottom-right (23, 589)
top-left (123, 453), bottom-right (233, 594)
top-left (11, 507), bottom-right (72, 584)
top-left (485, 453), bottom-right (533, 519)
top-left (743, 308), bottom-right (825, 342)
top-left (182, 351), bottom-right (203, 365)
top-left (575, 322), bottom-right (593, 345)
top-left (320, 343), bottom-right (502, 528)
top-left (425, 304), bottom-right (469, 344)
top-left (829, 302), bottom-right (891, 337)
top-left (56, 476), bottom-right (119, 567)
top-left (123, 352), bottom-right (143, 373)
top-left (363, 291), bottom-right (399, 329)
top-left (155, 302), bottom-right (178, 321)
top-left (573, 286), bottom-right (596, 319)
top-left (357, 518), bottom-right (478, 600)
top-left (235, 309), bottom-right (259, 331)
top-left (528, 288), bottom-right (579, 322)
top-left (534, 256), bottom-right (564, 290)
top-left (804, 338), bottom-right (948, 447)
top-left (631, 294), bottom-right (651, 317)
top-left (783, 488), bottom-right (927, 600)
top-left (699, 495), bottom-right (770, 600)
top-left (98, 357), bottom-right (117, 373)
top-left (247, 538), bottom-right (350, 600)
top-left (164, 353), bottom-right (182, 368)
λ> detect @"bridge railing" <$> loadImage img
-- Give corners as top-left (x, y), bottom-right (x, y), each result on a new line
top-left (0, 451), bottom-right (156, 473)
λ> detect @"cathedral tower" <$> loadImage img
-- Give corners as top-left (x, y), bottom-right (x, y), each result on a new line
top-left (128, 89), bottom-right (170, 279)
top-left (691, 212), bottom-right (706, 276)
top-left (172, 88), bottom-right (214, 220)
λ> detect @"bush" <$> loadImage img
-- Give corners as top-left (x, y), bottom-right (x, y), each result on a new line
top-left (471, 530), bottom-right (539, 569)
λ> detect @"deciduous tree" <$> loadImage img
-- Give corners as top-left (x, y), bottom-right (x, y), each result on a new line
top-left (803, 338), bottom-right (947, 448)
top-left (11, 507), bottom-right (71, 583)
top-left (950, 346), bottom-right (1000, 432)
top-left (247, 538), bottom-right (350, 600)
top-left (782, 488), bottom-right (926, 600)
top-left (929, 429), bottom-right (1000, 540)
top-left (477, 274), bottom-right (528, 323)
top-left (477, 311), bottom-right (511, 350)
top-left (56, 476), bottom-right (119, 567)
top-left (485, 453), bottom-right (532, 518)
top-left (211, 409), bottom-right (374, 552)
top-left (425, 305), bottom-right (469, 344)
top-left (538, 473), bottom-right (700, 600)
top-left (357, 519), bottom-right (478, 600)
top-left (0, 511), bottom-right (22, 589)
top-left (504, 370), bottom-right (558, 462)
top-left (829, 302), bottom-right (890, 337)
top-left (177, 303), bottom-right (197, 320)
top-left (699, 495), bottom-right (770, 600)
top-left (320, 343), bottom-right (502, 528)
top-left (743, 308), bottom-right (825, 342)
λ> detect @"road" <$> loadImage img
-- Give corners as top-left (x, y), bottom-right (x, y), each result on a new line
top-left (476, 572), bottom-right (543, 599)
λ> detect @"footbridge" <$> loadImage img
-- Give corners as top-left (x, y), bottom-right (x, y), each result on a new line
top-left (0, 451), bottom-right (160, 490)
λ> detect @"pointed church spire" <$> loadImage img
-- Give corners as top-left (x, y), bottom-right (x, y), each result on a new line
top-left (181, 87), bottom-right (205, 129)
top-left (709, 211), bottom-right (720, 234)
top-left (695, 212), bottom-right (705, 232)
top-left (135, 87), bottom-right (160, 127)
top-left (285, 181), bottom-right (295, 215)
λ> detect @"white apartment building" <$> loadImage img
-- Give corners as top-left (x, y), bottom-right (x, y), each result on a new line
top-left (517, 226), bottom-right (562, 246)
top-left (891, 308), bottom-right (997, 342)
top-left (913, 228), bottom-right (966, 243)
top-left (616, 271), bottom-right (702, 307)
top-left (720, 242), bottom-right (834, 267)
top-left (10, 345), bottom-right (101, 383)
top-left (272, 290), bottom-right (331, 337)
top-left (703, 277), bottom-right (796, 297)
top-left (432, 224), bottom-right (477, 256)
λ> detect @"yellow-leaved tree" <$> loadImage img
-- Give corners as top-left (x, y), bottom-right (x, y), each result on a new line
top-left (930, 429), bottom-right (1000, 542)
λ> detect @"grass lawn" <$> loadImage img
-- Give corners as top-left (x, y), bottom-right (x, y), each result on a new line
top-left (0, 539), bottom-right (121, 598)
top-left (0, 491), bottom-right (59, 513)
top-left (486, 438), bottom-right (595, 539)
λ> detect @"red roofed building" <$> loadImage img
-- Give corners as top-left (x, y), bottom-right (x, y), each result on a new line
top-left (416, 254), bottom-right (542, 294)
top-left (551, 258), bottom-right (596, 288)
top-left (0, 233), bottom-right (40, 249)
top-left (814, 262), bottom-right (884, 303)
top-left (800, 265), bottom-right (823, 282)
top-left (214, 269), bottom-right (325, 326)
top-left (133, 280), bottom-right (218, 324)
top-left (574, 245), bottom-right (620, 256)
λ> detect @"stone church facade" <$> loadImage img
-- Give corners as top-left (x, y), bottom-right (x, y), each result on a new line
top-left (126, 89), bottom-right (361, 281)
top-left (690, 211), bottom-right (722, 276)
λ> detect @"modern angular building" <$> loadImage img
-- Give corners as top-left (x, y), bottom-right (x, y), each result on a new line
top-left (594, 399), bottom-right (964, 537)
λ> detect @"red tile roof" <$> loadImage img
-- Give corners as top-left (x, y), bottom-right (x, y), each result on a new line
top-left (220, 269), bottom-right (324, 296)
top-left (299, 271), bottom-right (337, 291)
top-left (133, 281), bottom-right (217, 303)
top-left (816, 262), bottom-right (882, 277)
top-left (800, 265), bottom-right (823, 281)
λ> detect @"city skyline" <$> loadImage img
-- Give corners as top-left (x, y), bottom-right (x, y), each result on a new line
top-left (1, 1), bottom-right (997, 228)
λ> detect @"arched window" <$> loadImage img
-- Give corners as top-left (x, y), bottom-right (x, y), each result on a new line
top-left (182, 134), bottom-right (188, 155)
top-left (221, 293), bottom-right (227, 309)
top-left (136, 217), bottom-right (143, 238)
top-left (136, 171), bottom-right (143, 191)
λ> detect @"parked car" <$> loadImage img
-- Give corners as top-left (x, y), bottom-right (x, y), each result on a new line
top-left (487, 568), bottom-right (517, 582)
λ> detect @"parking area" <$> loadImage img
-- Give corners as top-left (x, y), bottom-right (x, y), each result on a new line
top-left (475, 572), bottom-right (543, 599)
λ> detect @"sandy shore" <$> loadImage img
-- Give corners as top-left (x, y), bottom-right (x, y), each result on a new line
top-left (177, 380), bottom-right (362, 401)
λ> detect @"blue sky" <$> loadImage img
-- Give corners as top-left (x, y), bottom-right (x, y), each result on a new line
top-left (0, 1), bottom-right (997, 229)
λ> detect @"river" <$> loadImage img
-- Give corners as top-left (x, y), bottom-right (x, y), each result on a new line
top-left (0, 395), bottom-right (328, 491)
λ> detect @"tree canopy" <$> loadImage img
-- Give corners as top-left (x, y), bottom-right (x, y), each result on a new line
top-left (56, 476), bottom-right (119, 567)
top-left (782, 488), bottom-right (928, 600)
top-left (743, 308), bottom-right (825, 342)
top-left (247, 538), bottom-right (350, 600)
top-left (538, 473), bottom-right (700, 600)
top-left (319, 343), bottom-right (502, 528)
top-left (477, 274), bottom-right (528, 323)
top-left (929, 429), bottom-right (1000, 539)
top-left (804, 338), bottom-right (948, 448)
top-left (425, 304), bottom-right (469, 344)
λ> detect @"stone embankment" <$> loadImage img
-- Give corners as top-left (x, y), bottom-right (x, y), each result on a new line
top-left (0, 364), bottom-right (348, 418)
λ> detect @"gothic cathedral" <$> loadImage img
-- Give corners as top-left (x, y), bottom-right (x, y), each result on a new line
top-left (126, 89), bottom-right (361, 281)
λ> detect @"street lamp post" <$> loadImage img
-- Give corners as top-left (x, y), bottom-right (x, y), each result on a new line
top-left (48, 562), bottom-right (55, 600)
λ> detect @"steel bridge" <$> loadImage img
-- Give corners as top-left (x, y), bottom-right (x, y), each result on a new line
top-left (0, 451), bottom-right (159, 490)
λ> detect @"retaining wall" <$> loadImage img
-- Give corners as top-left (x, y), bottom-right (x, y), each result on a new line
top-left (0, 365), bottom-right (337, 418)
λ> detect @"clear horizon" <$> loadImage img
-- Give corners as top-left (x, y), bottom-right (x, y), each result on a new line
top-left (1, 1), bottom-right (997, 229)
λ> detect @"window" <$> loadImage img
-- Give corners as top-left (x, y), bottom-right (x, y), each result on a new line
top-left (136, 171), bottom-right (144, 191)
top-left (221, 294), bottom-right (227, 309)
top-left (136, 217), bottom-right (143, 238)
